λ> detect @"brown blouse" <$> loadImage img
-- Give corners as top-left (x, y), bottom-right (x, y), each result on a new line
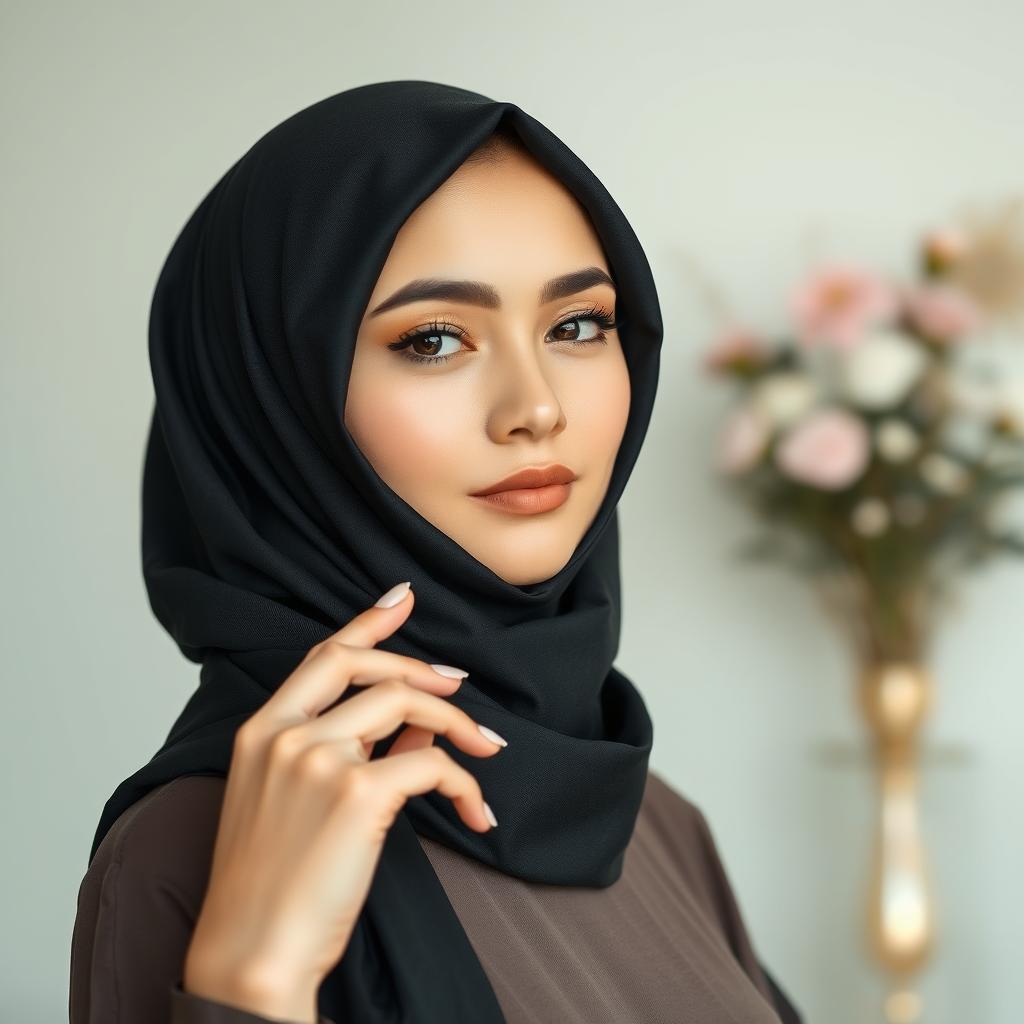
top-left (70, 768), bottom-right (800, 1023)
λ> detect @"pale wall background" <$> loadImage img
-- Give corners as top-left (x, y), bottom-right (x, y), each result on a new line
top-left (3, 2), bottom-right (1022, 1021)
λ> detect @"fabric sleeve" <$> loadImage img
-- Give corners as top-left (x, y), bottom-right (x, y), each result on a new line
top-left (69, 777), bottom-right (334, 1024)
top-left (169, 981), bottom-right (336, 1024)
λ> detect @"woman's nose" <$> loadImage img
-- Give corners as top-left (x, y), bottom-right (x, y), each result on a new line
top-left (484, 343), bottom-right (566, 443)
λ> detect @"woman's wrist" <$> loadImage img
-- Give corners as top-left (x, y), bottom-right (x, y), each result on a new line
top-left (183, 943), bottom-right (321, 1024)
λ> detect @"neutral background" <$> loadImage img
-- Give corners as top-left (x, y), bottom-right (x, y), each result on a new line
top-left (3, 2), bottom-right (1022, 1021)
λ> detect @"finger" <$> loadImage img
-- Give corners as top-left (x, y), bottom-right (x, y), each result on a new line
top-left (297, 580), bottom-right (414, 673)
top-left (267, 642), bottom-right (469, 724)
top-left (356, 745), bottom-right (496, 833)
top-left (385, 724), bottom-right (435, 758)
top-left (304, 580), bottom-right (414, 658)
top-left (363, 724), bottom-right (434, 760)
top-left (307, 679), bottom-right (506, 758)
top-left (334, 646), bottom-right (468, 691)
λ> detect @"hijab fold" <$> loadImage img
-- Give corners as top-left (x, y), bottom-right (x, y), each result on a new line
top-left (90, 79), bottom-right (665, 1023)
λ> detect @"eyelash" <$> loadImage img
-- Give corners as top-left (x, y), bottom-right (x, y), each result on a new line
top-left (386, 305), bottom-right (619, 366)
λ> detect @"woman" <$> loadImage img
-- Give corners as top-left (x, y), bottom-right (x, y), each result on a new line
top-left (70, 80), bottom-right (803, 1024)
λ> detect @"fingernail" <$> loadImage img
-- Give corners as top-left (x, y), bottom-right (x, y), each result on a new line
top-left (431, 664), bottom-right (469, 680)
top-left (482, 801), bottom-right (498, 828)
top-left (477, 724), bottom-right (507, 747)
top-left (375, 581), bottom-right (411, 608)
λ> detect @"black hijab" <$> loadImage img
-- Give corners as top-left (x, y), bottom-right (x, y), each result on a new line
top-left (90, 80), bottom-right (665, 1022)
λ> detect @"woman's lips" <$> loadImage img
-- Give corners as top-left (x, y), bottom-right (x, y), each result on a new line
top-left (470, 481), bottom-right (573, 515)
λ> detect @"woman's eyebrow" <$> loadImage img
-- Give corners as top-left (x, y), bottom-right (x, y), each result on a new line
top-left (368, 266), bottom-right (615, 317)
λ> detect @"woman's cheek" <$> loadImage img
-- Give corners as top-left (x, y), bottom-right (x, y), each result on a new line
top-left (579, 358), bottom-right (631, 463)
top-left (351, 381), bottom-right (471, 498)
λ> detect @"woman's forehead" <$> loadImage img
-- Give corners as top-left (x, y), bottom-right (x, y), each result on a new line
top-left (367, 161), bottom-right (610, 305)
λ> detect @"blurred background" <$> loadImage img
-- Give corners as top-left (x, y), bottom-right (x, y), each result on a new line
top-left (3, 2), bottom-right (1023, 1021)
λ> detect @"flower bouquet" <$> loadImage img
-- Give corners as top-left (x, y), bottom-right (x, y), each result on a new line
top-left (705, 201), bottom-right (1024, 666)
top-left (701, 197), bottom-right (1024, 1014)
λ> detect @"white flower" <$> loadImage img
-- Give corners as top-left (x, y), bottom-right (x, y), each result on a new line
top-left (840, 328), bottom-right (928, 410)
top-left (750, 372), bottom-right (819, 429)
top-left (919, 452), bottom-right (969, 494)
top-left (875, 418), bottom-right (920, 462)
top-left (851, 498), bottom-right (891, 537)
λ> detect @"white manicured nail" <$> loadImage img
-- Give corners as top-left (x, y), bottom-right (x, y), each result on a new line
top-left (482, 801), bottom-right (498, 828)
top-left (374, 581), bottom-right (411, 608)
top-left (477, 724), bottom-right (507, 747)
top-left (431, 664), bottom-right (469, 679)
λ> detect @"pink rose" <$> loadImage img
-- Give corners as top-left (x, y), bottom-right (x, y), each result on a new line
top-left (902, 283), bottom-right (983, 343)
top-left (774, 407), bottom-right (870, 490)
top-left (717, 405), bottom-right (771, 474)
top-left (703, 324), bottom-right (771, 374)
top-left (789, 263), bottom-right (900, 350)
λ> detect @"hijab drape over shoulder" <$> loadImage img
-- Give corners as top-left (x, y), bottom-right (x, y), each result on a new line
top-left (90, 80), bottom-right (664, 1022)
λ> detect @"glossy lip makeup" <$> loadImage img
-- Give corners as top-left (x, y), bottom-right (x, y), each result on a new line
top-left (469, 464), bottom-right (577, 515)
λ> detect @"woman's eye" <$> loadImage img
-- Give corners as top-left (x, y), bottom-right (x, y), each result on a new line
top-left (388, 326), bottom-right (465, 365)
top-left (550, 316), bottom-right (607, 344)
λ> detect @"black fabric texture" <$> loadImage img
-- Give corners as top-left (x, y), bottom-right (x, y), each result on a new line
top-left (88, 79), bottom-right (669, 1022)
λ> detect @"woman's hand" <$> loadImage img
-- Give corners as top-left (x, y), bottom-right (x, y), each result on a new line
top-left (182, 580), bottom-right (506, 1023)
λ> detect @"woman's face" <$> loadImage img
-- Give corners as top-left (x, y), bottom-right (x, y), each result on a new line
top-left (345, 145), bottom-right (630, 586)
